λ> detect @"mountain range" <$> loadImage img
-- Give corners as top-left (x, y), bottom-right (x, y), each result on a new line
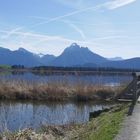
top-left (0, 43), bottom-right (140, 69)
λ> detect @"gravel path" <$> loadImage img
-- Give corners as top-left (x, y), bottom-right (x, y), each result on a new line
top-left (114, 103), bottom-right (140, 140)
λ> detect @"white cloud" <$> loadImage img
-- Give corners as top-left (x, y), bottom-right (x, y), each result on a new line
top-left (30, 4), bottom-right (102, 27)
top-left (55, 0), bottom-right (136, 10)
top-left (1, 27), bottom-right (23, 39)
top-left (61, 20), bottom-right (86, 40)
top-left (105, 0), bottom-right (136, 10)
top-left (30, 0), bottom-right (136, 28)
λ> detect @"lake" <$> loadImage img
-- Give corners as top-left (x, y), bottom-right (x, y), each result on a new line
top-left (0, 72), bottom-right (132, 132)
top-left (0, 71), bottom-right (132, 86)
top-left (0, 101), bottom-right (113, 132)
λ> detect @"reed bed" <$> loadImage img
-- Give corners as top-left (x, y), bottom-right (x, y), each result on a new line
top-left (0, 78), bottom-right (126, 101)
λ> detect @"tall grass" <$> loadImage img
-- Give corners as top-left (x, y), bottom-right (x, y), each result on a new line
top-left (0, 78), bottom-right (126, 101)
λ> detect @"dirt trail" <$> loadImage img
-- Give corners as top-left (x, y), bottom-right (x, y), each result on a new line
top-left (115, 103), bottom-right (140, 140)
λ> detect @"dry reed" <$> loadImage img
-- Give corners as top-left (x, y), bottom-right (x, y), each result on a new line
top-left (0, 78), bottom-right (126, 101)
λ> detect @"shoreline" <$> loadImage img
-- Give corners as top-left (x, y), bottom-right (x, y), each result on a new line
top-left (0, 67), bottom-right (134, 76)
top-left (0, 104), bottom-right (128, 140)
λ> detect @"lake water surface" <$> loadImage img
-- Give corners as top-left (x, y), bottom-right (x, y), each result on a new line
top-left (0, 72), bottom-right (132, 86)
top-left (0, 101), bottom-right (113, 132)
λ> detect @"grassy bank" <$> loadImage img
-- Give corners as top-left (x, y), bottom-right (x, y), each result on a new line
top-left (0, 104), bottom-right (128, 140)
top-left (0, 79), bottom-right (125, 101)
top-left (0, 65), bottom-right (11, 70)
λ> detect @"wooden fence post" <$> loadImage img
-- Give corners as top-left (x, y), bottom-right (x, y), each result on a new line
top-left (132, 73), bottom-right (137, 105)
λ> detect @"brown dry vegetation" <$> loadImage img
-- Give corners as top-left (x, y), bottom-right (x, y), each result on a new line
top-left (0, 79), bottom-right (125, 101)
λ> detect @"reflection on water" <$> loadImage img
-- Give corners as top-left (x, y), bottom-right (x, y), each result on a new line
top-left (0, 101), bottom-right (112, 132)
top-left (0, 72), bottom-right (132, 86)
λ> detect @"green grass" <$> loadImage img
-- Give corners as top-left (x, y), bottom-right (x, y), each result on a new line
top-left (0, 65), bottom-right (11, 69)
top-left (73, 105), bottom-right (128, 140)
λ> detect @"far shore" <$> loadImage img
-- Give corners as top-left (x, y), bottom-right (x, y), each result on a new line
top-left (0, 65), bottom-right (136, 76)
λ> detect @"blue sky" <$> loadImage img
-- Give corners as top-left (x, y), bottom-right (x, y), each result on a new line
top-left (0, 0), bottom-right (139, 58)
